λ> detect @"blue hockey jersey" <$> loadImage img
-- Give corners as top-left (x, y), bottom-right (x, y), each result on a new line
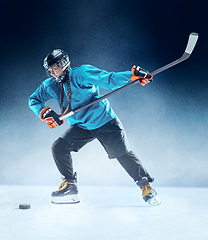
top-left (29, 64), bottom-right (132, 130)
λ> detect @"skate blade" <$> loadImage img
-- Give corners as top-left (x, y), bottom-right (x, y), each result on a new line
top-left (51, 194), bottom-right (80, 204)
top-left (147, 196), bottom-right (161, 206)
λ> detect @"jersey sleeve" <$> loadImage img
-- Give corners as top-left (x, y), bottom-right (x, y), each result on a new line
top-left (28, 80), bottom-right (58, 117)
top-left (78, 65), bottom-right (132, 90)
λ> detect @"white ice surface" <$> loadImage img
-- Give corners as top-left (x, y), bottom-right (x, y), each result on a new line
top-left (0, 186), bottom-right (208, 240)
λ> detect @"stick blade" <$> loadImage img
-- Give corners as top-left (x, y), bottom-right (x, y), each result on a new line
top-left (185, 32), bottom-right (199, 55)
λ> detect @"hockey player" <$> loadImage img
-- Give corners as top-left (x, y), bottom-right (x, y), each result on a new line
top-left (29, 49), bottom-right (160, 206)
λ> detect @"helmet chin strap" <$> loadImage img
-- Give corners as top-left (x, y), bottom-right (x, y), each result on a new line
top-left (55, 74), bottom-right (66, 83)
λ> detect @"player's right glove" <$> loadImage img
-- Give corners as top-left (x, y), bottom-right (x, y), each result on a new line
top-left (131, 65), bottom-right (153, 86)
top-left (39, 107), bottom-right (64, 129)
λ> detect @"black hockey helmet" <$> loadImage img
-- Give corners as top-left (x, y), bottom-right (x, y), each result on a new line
top-left (43, 49), bottom-right (70, 81)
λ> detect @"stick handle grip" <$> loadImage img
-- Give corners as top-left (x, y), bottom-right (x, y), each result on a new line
top-left (59, 111), bottom-right (74, 120)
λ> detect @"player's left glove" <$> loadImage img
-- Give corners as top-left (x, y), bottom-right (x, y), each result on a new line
top-left (39, 107), bottom-right (64, 129)
top-left (131, 65), bottom-right (153, 86)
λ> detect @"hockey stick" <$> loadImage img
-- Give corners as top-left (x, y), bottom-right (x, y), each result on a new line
top-left (59, 32), bottom-right (198, 120)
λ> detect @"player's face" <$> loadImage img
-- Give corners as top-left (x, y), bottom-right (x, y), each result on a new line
top-left (48, 64), bottom-right (64, 78)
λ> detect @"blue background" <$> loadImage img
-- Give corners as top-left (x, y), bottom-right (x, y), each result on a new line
top-left (0, 0), bottom-right (207, 187)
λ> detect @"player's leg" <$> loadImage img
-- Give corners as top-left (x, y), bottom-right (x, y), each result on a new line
top-left (95, 117), bottom-right (160, 206)
top-left (116, 151), bottom-right (154, 183)
top-left (51, 125), bottom-right (95, 203)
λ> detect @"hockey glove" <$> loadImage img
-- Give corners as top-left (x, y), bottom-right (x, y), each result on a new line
top-left (40, 107), bottom-right (64, 129)
top-left (131, 65), bottom-right (153, 86)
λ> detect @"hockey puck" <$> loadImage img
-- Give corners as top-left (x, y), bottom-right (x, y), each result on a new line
top-left (19, 204), bottom-right (31, 210)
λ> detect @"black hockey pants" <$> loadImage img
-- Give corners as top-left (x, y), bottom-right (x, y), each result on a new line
top-left (51, 117), bottom-right (154, 183)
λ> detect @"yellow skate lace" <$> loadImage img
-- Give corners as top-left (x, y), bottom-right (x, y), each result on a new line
top-left (58, 179), bottom-right (76, 191)
top-left (141, 184), bottom-right (152, 197)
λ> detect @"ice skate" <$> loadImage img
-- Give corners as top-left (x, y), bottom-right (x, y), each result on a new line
top-left (51, 177), bottom-right (80, 204)
top-left (141, 183), bottom-right (161, 206)
top-left (136, 177), bottom-right (161, 206)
